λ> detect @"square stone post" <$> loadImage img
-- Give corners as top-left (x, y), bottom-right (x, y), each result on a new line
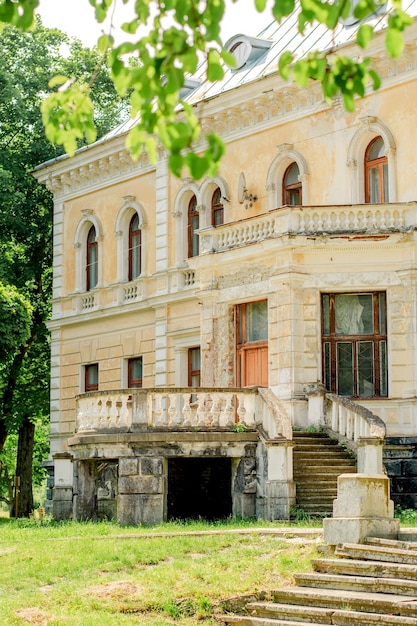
top-left (52, 452), bottom-right (73, 521)
top-left (258, 440), bottom-right (295, 520)
top-left (357, 437), bottom-right (385, 474)
top-left (73, 460), bottom-right (98, 521)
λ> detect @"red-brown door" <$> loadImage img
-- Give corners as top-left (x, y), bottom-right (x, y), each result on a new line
top-left (236, 300), bottom-right (268, 387)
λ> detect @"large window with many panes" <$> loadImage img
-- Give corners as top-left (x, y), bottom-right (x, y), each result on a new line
top-left (322, 292), bottom-right (387, 398)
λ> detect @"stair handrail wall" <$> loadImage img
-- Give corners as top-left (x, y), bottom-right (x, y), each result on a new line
top-left (325, 392), bottom-right (386, 475)
top-left (307, 384), bottom-right (387, 475)
top-left (256, 387), bottom-right (293, 440)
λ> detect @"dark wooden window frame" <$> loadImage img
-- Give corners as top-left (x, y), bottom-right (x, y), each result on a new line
top-left (128, 356), bottom-right (143, 388)
top-left (211, 187), bottom-right (224, 226)
top-left (128, 213), bottom-right (142, 281)
top-left (188, 347), bottom-right (201, 387)
top-left (86, 225), bottom-right (98, 291)
top-left (321, 292), bottom-right (388, 398)
top-left (187, 195), bottom-right (199, 258)
top-left (85, 363), bottom-right (99, 392)
top-left (365, 136), bottom-right (388, 203)
top-left (283, 162), bottom-right (302, 206)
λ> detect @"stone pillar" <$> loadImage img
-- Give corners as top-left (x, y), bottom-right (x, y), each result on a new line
top-left (357, 437), bottom-right (385, 474)
top-left (52, 452), bottom-right (73, 520)
top-left (117, 457), bottom-right (165, 525)
top-left (256, 440), bottom-right (295, 520)
top-left (73, 460), bottom-right (97, 521)
top-left (323, 473), bottom-right (400, 545)
top-left (306, 384), bottom-right (326, 429)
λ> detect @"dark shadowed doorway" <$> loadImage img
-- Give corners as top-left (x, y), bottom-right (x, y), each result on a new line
top-left (167, 458), bottom-right (232, 520)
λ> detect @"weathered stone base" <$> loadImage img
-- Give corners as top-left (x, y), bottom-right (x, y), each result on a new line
top-left (52, 487), bottom-right (73, 521)
top-left (323, 516), bottom-right (400, 545)
top-left (323, 473), bottom-right (400, 545)
top-left (257, 480), bottom-right (296, 520)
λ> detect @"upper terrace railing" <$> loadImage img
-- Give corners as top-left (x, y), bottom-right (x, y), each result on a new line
top-left (75, 387), bottom-right (292, 441)
top-left (199, 202), bottom-right (417, 254)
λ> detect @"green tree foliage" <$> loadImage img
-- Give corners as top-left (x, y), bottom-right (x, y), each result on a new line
top-left (1, 0), bottom-right (412, 179)
top-left (0, 18), bottom-right (127, 516)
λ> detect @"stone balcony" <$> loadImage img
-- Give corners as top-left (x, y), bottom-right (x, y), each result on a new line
top-left (74, 386), bottom-right (291, 440)
top-left (199, 201), bottom-right (417, 255)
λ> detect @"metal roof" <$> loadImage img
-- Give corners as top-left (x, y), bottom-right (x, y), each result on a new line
top-left (38, 0), bottom-right (417, 161)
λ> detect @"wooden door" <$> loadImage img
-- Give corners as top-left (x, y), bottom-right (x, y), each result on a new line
top-left (236, 301), bottom-right (268, 387)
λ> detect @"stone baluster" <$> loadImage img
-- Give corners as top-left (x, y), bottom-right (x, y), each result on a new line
top-left (208, 393), bottom-right (221, 428)
top-left (182, 393), bottom-right (192, 427)
top-left (219, 393), bottom-right (235, 428)
top-left (153, 393), bottom-right (165, 427)
top-left (168, 393), bottom-right (181, 427)
top-left (108, 398), bottom-right (118, 428)
top-left (196, 393), bottom-right (208, 427)
top-left (118, 396), bottom-right (130, 428)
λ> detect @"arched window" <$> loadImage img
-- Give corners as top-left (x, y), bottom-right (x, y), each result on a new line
top-left (211, 187), bottom-right (224, 226)
top-left (365, 136), bottom-right (389, 203)
top-left (188, 194), bottom-right (199, 257)
top-left (128, 213), bottom-right (141, 281)
top-left (283, 162), bottom-right (302, 206)
top-left (86, 225), bottom-right (98, 291)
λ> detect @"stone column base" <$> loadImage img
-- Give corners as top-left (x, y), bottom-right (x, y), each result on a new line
top-left (257, 480), bottom-right (296, 521)
top-left (52, 487), bottom-right (73, 521)
top-left (323, 516), bottom-right (400, 546)
top-left (323, 473), bottom-right (400, 545)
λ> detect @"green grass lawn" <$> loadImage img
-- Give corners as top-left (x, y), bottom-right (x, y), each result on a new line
top-left (0, 518), bottom-right (321, 625)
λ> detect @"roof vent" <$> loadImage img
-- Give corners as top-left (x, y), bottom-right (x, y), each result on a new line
top-left (339, 0), bottom-right (388, 26)
top-left (179, 77), bottom-right (201, 99)
top-left (225, 34), bottom-right (272, 70)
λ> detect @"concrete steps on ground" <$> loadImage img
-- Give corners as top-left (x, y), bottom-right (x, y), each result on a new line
top-left (217, 534), bottom-right (417, 626)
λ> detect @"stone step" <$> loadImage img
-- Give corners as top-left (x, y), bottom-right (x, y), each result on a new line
top-left (336, 543), bottom-right (417, 565)
top-left (293, 431), bottom-right (333, 438)
top-left (365, 537), bottom-right (417, 552)
top-left (220, 615), bottom-right (326, 626)
top-left (293, 439), bottom-right (339, 446)
top-left (296, 487), bottom-right (337, 496)
top-left (294, 571), bottom-right (417, 596)
top-left (294, 458), bottom-right (356, 466)
top-left (247, 600), bottom-right (417, 625)
top-left (268, 586), bottom-right (417, 617)
top-left (294, 448), bottom-right (352, 456)
top-left (312, 557), bottom-right (417, 581)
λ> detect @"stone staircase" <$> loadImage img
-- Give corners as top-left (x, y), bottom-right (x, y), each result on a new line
top-left (293, 431), bottom-right (357, 517)
top-left (218, 536), bottom-right (417, 625)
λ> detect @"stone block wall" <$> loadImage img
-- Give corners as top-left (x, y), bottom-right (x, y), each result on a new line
top-left (117, 456), bottom-right (165, 525)
top-left (384, 437), bottom-right (417, 509)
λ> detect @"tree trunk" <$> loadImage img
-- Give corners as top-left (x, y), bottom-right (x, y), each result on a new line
top-left (0, 420), bottom-right (7, 454)
top-left (12, 414), bottom-right (35, 517)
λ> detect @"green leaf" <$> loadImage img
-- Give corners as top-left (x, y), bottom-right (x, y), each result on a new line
top-left (207, 49), bottom-right (224, 82)
top-left (255, 0), bottom-right (268, 11)
top-left (356, 24), bottom-right (374, 49)
top-left (278, 51), bottom-right (293, 80)
top-left (272, 0), bottom-right (295, 21)
top-left (386, 26), bottom-right (404, 59)
top-left (48, 75), bottom-right (70, 88)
